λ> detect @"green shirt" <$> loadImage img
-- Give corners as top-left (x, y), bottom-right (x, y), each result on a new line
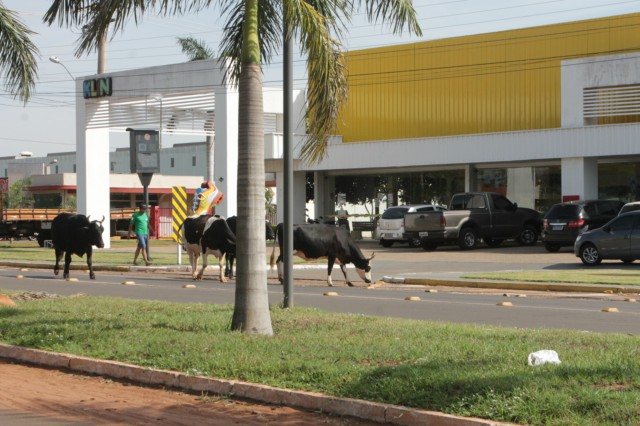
top-left (131, 211), bottom-right (149, 235)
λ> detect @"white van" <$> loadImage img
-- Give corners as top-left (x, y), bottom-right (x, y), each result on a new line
top-left (376, 204), bottom-right (447, 247)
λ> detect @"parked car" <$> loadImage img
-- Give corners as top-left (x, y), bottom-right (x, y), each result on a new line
top-left (618, 201), bottom-right (640, 215)
top-left (541, 200), bottom-right (624, 252)
top-left (376, 204), bottom-right (446, 247)
top-left (575, 211), bottom-right (640, 265)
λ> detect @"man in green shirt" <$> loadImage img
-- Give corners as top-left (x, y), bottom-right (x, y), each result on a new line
top-left (127, 204), bottom-right (153, 266)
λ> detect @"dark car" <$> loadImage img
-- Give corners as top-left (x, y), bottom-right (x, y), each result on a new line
top-left (575, 211), bottom-right (640, 265)
top-left (541, 200), bottom-right (624, 252)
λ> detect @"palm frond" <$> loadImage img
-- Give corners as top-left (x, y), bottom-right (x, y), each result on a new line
top-left (177, 36), bottom-right (215, 61)
top-left (0, 4), bottom-right (38, 103)
top-left (287, 0), bottom-right (348, 164)
top-left (363, 0), bottom-right (422, 36)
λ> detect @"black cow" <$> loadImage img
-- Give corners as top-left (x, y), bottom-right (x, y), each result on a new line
top-left (181, 215), bottom-right (236, 282)
top-left (270, 223), bottom-right (374, 286)
top-left (52, 213), bottom-right (105, 280)
top-left (224, 215), bottom-right (275, 279)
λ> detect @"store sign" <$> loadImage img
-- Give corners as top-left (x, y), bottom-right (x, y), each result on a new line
top-left (83, 77), bottom-right (112, 98)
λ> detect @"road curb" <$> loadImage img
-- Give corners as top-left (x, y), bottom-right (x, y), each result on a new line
top-left (382, 277), bottom-right (640, 294)
top-left (0, 343), bottom-right (512, 426)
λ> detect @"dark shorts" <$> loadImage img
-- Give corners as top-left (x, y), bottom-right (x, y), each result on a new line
top-left (136, 234), bottom-right (149, 249)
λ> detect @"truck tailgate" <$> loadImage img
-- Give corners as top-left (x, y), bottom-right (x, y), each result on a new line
top-left (404, 211), bottom-right (444, 233)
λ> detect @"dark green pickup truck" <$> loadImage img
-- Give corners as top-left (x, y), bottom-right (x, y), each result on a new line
top-left (403, 192), bottom-right (542, 250)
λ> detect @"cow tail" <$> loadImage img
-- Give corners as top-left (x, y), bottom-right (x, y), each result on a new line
top-left (269, 230), bottom-right (278, 270)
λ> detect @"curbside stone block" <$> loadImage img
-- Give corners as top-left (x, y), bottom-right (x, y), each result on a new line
top-left (0, 343), bottom-right (515, 426)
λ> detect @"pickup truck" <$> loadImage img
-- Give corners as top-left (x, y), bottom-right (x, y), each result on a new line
top-left (403, 192), bottom-right (542, 250)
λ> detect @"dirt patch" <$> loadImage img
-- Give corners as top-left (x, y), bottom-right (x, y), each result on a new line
top-left (8, 291), bottom-right (86, 301)
top-left (0, 359), bottom-right (378, 425)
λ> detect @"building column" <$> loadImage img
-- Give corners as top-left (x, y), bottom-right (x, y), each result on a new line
top-left (312, 172), bottom-right (335, 220)
top-left (213, 86), bottom-right (239, 218)
top-left (464, 164), bottom-right (476, 192)
top-left (561, 157), bottom-right (598, 201)
top-left (77, 98), bottom-right (111, 248)
top-left (275, 169), bottom-right (306, 224)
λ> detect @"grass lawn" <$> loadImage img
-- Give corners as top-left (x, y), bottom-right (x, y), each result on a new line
top-left (1, 294), bottom-right (639, 425)
top-left (461, 270), bottom-right (640, 286)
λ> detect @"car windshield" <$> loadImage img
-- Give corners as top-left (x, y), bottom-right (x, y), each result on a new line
top-left (544, 204), bottom-right (580, 220)
top-left (381, 207), bottom-right (409, 220)
top-left (620, 204), bottom-right (640, 215)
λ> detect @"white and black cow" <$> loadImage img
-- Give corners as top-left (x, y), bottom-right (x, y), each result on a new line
top-left (181, 215), bottom-right (236, 282)
top-left (52, 213), bottom-right (105, 280)
top-left (270, 223), bottom-right (374, 286)
top-left (224, 215), bottom-right (275, 279)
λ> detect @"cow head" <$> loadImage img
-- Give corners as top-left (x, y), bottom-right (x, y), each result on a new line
top-left (355, 252), bottom-right (375, 283)
top-left (88, 216), bottom-right (106, 248)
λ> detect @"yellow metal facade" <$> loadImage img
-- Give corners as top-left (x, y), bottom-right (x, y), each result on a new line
top-left (338, 13), bottom-right (640, 142)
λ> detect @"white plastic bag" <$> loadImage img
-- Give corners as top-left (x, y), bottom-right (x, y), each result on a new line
top-left (527, 350), bottom-right (561, 366)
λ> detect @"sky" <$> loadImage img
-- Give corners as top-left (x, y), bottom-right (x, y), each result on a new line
top-left (1, 0), bottom-right (640, 158)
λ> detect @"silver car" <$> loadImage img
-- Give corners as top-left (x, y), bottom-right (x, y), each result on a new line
top-left (574, 211), bottom-right (640, 265)
top-left (376, 204), bottom-right (446, 248)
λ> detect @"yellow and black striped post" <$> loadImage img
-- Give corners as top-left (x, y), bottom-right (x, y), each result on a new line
top-left (172, 186), bottom-right (188, 243)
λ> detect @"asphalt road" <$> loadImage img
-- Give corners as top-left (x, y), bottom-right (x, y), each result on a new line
top-left (2, 240), bottom-right (640, 334)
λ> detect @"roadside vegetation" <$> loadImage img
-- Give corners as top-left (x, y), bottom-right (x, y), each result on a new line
top-left (1, 294), bottom-right (639, 425)
top-left (462, 270), bottom-right (640, 286)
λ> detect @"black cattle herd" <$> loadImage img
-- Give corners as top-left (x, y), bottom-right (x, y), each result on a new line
top-left (49, 213), bottom-right (374, 285)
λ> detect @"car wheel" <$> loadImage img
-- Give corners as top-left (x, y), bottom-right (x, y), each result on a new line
top-left (518, 225), bottom-right (539, 246)
top-left (621, 258), bottom-right (635, 264)
top-left (408, 237), bottom-right (421, 248)
top-left (579, 243), bottom-right (602, 266)
top-left (544, 243), bottom-right (561, 252)
top-left (485, 238), bottom-right (503, 247)
top-left (380, 239), bottom-right (393, 248)
top-left (420, 241), bottom-right (438, 251)
top-left (458, 228), bottom-right (478, 250)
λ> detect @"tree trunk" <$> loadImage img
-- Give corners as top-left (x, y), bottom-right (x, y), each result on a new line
top-left (230, 0), bottom-right (272, 335)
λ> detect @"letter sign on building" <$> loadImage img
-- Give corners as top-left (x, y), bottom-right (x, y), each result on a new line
top-left (83, 77), bottom-right (112, 98)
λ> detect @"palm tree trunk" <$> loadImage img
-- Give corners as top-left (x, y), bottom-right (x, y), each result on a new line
top-left (231, 0), bottom-right (272, 335)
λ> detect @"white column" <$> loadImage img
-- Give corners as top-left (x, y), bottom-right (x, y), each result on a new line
top-left (77, 99), bottom-right (111, 248)
top-left (213, 86), bottom-right (239, 218)
top-left (561, 157), bottom-right (598, 201)
top-left (292, 170), bottom-right (306, 224)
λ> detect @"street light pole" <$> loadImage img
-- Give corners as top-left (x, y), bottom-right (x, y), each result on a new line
top-left (48, 56), bottom-right (74, 80)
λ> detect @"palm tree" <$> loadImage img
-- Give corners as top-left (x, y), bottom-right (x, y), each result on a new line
top-left (44, 0), bottom-right (421, 335)
top-left (177, 36), bottom-right (216, 182)
top-left (0, 2), bottom-right (39, 103)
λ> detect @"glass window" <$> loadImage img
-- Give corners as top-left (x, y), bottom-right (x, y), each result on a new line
top-left (171, 158), bottom-right (175, 168)
top-left (609, 215), bottom-right (636, 232)
top-left (192, 156), bottom-right (196, 166)
top-left (491, 195), bottom-right (512, 210)
top-left (468, 194), bottom-right (486, 209)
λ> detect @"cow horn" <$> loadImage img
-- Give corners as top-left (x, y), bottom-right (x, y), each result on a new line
top-left (100, 215), bottom-right (105, 223)
top-left (367, 252), bottom-right (375, 261)
top-left (87, 215), bottom-right (91, 221)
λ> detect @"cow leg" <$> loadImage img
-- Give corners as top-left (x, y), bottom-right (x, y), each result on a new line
top-left (187, 249), bottom-right (198, 280)
top-left (225, 253), bottom-right (235, 279)
top-left (54, 248), bottom-right (63, 276)
top-left (219, 254), bottom-right (227, 283)
top-left (327, 256), bottom-right (336, 287)
top-left (87, 247), bottom-right (95, 279)
top-left (277, 257), bottom-right (284, 283)
top-left (63, 252), bottom-right (72, 279)
top-left (339, 264), bottom-right (354, 287)
top-left (197, 252), bottom-right (207, 280)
